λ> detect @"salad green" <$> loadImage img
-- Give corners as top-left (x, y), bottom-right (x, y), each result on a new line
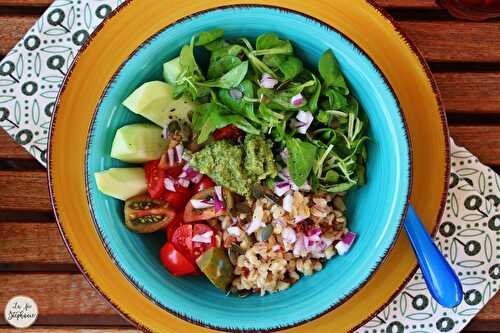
top-left (170, 29), bottom-right (368, 193)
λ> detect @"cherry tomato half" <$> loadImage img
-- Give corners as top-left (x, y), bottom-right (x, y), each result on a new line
top-left (160, 242), bottom-right (196, 276)
top-left (184, 188), bottom-right (227, 223)
top-left (144, 160), bottom-right (166, 199)
top-left (213, 124), bottom-right (244, 141)
top-left (171, 224), bottom-right (193, 260)
top-left (163, 183), bottom-right (192, 212)
top-left (191, 224), bottom-right (216, 259)
top-left (166, 213), bottom-right (183, 242)
top-left (193, 176), bottom-right (216, 193)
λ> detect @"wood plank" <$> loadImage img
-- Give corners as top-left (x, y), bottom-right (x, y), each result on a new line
top-left (0, 222), bottom-right (72, 265)
top-left (0, 170), bottom-right (50, 212)
top-left (0, 273), bottom-right (498, 328)
top-left (1, 17), bottom-right (500, 62)
top-left (435, 73), bottom-right (500, 115)
top-left (0, 273), bottom-right (122, 325)
top-left (0, 130), bottom-right (34, 160)
top-left (0, 0), bottom-right (442, 8)
top-left (399, 21), bottom-right (500, 63)
top-left (0, 15), bottom-right (37, 56)
top-left (450, 126), bottom-right (500, 167)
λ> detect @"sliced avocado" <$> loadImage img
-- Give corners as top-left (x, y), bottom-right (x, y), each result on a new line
top-left (94, 168), bottom-right (147, 201)
top-left (163, 57), bottom-right (182, 85)
top-left (111, 123), bottom-right (166, 163)
top-left (122, 81), bottom-right (194, 126)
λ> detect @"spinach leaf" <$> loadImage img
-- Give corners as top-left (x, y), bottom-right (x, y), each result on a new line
top-left (218, 80), bottom-right (260, 123)
top-left (205, 38), bottom-right (226, 51)
top-left (192, 102), bottom-right (259, 143)
top-left (308, 74), bottom-right (321, 112)
top-left (179, 42), bottom-right (203, 79)
top-left (195, 28), bottom-right (225, 46)
top-left (286, 137), bottom-right (317, 186)
top-left (252, 40), bottom-right (293, 56)
top-left (319, 50), bottom-right (348, 94)
top-left (199, 61), bottom-right (249, 89)
top-left (324, 182), bottom-right (355, 193)
top-left (207, 55), bottom-right (241, 79)
top-left (259, 88), bottom-right (306, 110)
top-left (263, 54), bottom-right (287, 68)
top-left (211, 45), bottom-right (243, 63)
top-left (256, 33), bottom-right (281, 50)
top-left (278, 57), bottom-right (303, 81)
top-left (324, 88), bottom-right (348, 109)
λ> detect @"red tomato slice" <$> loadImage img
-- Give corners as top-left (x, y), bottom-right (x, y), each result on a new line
top-left (166, 213), bottom-right (183, 242)
top-left (213, 124), bottom-right (244, 141)
top-left (171, 224), bottom-right (193, 261)
top-left (160, 242), bottom-right (196, 276)
top-left (163, 183), bottom-right (192, 212)
top-left (193, 176), bottom-right (216, 193)
top-left (191, 224), bottom-right (216, 259)
top-left (144, 160), bottom-right (166, 199)
top-left (184, 188), bottom-right (226, 223)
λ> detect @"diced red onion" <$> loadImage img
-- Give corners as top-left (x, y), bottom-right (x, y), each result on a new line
top-left (282, 192), bottom-right (293, 213)
top-left (336, 231), bottom-right (357, 255)
top-left (190, 199), bottom-right (214, 209)
top-left (163, 177), bottom-right (176, 192)
top-left (214, 186), bottom-right (223, 201)
top-left (229, 88), bottom-right (243, 100)
top-left (167, 148), bottom-right (175, 166)
top-left (175, 144), bottom-right (184, 163)
top-left (184, 167), bottom-right (199, 180)
top-left (274, 181), bottom-right (291, 197)
top-left (307, 227), bottom-right (322, 238)
top-left (293, 111), bottom-right (314, 134)
top-left (260, 73), bottom-right (278, 89)
top-left (178, 178), bottom-right (190, 188)
top-left (293, 233), bottom-right (305, 256)
top-left (272, 244), bottom-right (281, 252)
top-left (192, 231), bottom-right (213, 244)
top-left (213, 186), bottom-right (225, 213)
top-left (227, 226), bottom-right (241, 236)
top-left (182, 152), bottom-right (192, 162)
top-left (342, 231), bottom-right (357, 246)
top-left (191, 173), bottom-right (203, 184)
top-left (282, 227), bottom-right (297, 245)
top-left (290, 93), bottom-right (304, 106)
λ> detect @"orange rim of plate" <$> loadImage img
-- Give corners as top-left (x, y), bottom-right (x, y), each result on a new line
top-left (48, 1), bottom-right (450, 332)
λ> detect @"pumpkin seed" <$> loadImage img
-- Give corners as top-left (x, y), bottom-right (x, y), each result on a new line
top-left (256, 224), bottom-right (273, 242)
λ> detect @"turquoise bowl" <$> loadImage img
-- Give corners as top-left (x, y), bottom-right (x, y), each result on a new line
top-left (86, 6), bottom-right (411, 332)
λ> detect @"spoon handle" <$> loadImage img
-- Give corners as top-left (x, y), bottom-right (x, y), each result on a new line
top-left (404, 204), bottom-right (463, 308)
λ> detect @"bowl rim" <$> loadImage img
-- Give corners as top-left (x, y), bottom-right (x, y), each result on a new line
top-left (86, 4), bottom-right (411, 331)
top-left (47, 1), bottom-right (450, 332)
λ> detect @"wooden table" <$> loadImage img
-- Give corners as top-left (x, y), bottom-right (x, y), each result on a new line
top-left (0, 0), bottom-right (499, 332)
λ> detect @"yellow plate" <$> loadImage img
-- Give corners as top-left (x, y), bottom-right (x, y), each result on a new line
top-left (49, 0), bottom-right (449, 332)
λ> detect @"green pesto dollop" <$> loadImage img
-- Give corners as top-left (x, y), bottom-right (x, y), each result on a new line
top-left (190, 135), bottom-right (277, 197)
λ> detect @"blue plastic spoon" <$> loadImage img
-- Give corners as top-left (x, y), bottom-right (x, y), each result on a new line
top-left (404, 204), bottom-right (463, 308)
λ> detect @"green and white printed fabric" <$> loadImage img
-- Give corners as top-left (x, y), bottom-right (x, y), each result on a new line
top-left (0, 1), bottom-right (497, 332)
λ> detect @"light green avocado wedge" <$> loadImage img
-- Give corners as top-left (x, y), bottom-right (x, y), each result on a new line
top-left (94, 168), bottom-right (147, 201)
top-left (122, 81), bottom-right (193, 126)
top-left (110, 123), bottom-right (166, 163)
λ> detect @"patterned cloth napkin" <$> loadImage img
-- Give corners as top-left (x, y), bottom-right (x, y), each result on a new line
top-left (0, 1), bottom-right (498, 332)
